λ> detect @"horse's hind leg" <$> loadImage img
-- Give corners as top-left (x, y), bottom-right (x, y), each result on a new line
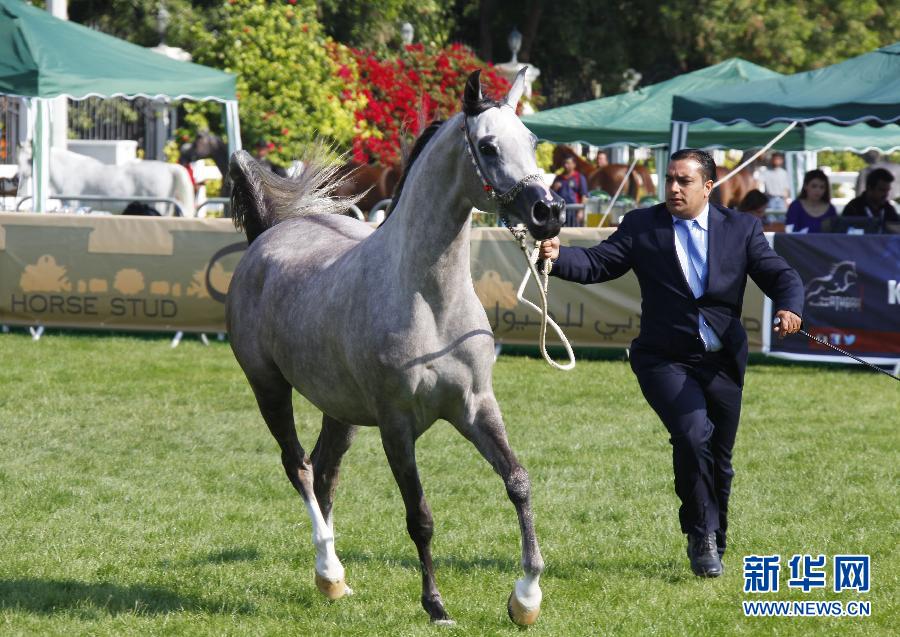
top-left (451, 395), bottom-right (544, 626)
top-left (380, 424), bottom-right (453, 624)
top-left (311, 414), bottom-right (358, 529)
top-left (249, 376), bottom-right (350, 599)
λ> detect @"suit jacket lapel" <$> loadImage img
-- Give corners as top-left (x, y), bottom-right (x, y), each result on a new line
top-left (706, 204), bottom-right (725, 295)
top-left (653, 205), bottom-right (693, 298)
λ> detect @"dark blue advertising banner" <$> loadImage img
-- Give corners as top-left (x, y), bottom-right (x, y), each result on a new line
top-left (766, 234), bottom-right (900, 363)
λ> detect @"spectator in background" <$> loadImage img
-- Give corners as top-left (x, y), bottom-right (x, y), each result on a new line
top-left (737, 189), bottom-right (770, 225)
top-left (855, 151), bottom-right (900, 201)
top-left (759, 152), bottom-right (791, 212)
top-left (552, 155), bottom-right (589, 226)
top-left (784, 169), bottom-right (837, 233)
top-left (595, 149), bottom-right (610, 168)
top-left (842, 168), bottom-right (899, 232)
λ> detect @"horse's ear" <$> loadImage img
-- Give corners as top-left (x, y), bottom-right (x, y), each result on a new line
top-left (504, 67), bottom-right (528, 109)
top-left (463, 70), bottom-right (483, 114)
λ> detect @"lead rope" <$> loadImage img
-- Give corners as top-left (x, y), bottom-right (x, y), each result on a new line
top-left (506, 224), bottom-right (576, 371)
top-left (461, 114), bottom-right (575, 369)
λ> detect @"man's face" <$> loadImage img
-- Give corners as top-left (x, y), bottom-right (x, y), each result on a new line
top-left (563, 157), bottom-right (576, 173)
top-left (665, 159), bottom-right (713, 219)
top-left (771, 154), bottom-right (784, 168)
top-left (867, 180), bottom-right (892, 207)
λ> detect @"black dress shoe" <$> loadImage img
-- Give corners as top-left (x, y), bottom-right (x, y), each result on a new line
top-left (687, 533), bottom-right (723, 577)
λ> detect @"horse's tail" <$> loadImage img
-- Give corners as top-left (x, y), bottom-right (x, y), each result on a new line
top-left (229, 146), bottom-right (363, 245)
top-left (171, 164), bottom-right (195, 217)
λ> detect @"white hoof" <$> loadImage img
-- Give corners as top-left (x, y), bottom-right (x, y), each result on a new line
top-left (315, 572), bottom-right (349, 600)
top-left (432, 619), bottom-right (457, 627)
top-left (507, 590), bottom-right (541, 626)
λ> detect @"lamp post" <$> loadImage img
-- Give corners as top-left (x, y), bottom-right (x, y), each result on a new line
top-left (494, 27), bottom-right (540, 114)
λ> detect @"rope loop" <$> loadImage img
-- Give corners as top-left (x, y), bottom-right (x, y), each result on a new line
top-left (505, 223), bottom-right (576, 371)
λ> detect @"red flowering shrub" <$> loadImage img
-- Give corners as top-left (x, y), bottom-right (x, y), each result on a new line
top-left (330, 43), bottom-right (512, 166)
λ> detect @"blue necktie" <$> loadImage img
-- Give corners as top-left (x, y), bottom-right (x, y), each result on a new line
top-left (676, 219), bottom-right (708, 296)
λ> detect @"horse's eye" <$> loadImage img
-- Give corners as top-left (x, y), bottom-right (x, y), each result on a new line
top-left (478, 142), bottom-right (498, 157)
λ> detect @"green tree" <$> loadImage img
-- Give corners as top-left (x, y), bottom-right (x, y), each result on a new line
top-left (692, 0), bottom-right (900, 73)
top-left (59, 0), bottom-right (216, 50)
top-left (189, 0), bottom-right (356, 166)
top-left (316, 0), bottom-right (457, 51)
top-left (451, 0), bottom-right (900, 107)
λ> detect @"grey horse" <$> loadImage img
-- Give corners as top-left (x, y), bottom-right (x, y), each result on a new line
top-left (225, 69), bottom-right (565, 625)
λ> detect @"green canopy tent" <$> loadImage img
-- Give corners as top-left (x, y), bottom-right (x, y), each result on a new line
top-left (0, 0), bottom-right (240, 211)
top-left (671, 42), bottom-right (900, 129)
top-left (522, 57), bottom-right (900, 198)
top-left (522, 58), bottom-right (782, 148)
top-left (668, 43), bottom-right (900, 199)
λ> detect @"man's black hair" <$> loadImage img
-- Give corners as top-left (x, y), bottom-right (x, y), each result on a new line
top-left (866, 167), bottom-right (895, 190)
top-left (670, 148), bottom-right (717, 184)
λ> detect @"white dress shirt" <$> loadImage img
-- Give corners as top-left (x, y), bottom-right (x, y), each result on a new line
top-left (671, 203), bottom-right (723, 352)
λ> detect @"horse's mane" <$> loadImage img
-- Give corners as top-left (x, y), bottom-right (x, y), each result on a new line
top-left (384, 120), bottom-right (445, 220)
top-left (230, 144), bottom-right (364, 244)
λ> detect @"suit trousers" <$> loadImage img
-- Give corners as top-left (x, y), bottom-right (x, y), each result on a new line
top-left (630, 347), bottom-right (742, 554)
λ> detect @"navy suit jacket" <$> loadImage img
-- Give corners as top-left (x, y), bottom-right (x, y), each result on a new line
top-left (552, 202), bottom-right (804, 384)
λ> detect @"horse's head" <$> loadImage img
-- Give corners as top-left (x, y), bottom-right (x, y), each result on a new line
top-left (180, 130), bottom-right (217, 163)
top-left (550, 145), bottom-right (578, 173)
top-left (461, 69), bottom-right (564, 241)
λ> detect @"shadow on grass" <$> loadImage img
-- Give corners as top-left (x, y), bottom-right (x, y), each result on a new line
top-left (340, 548), bottom-right (519, 574)
top-left (339, 549), bottom-right (692, 584)
top-left (191, 546), bottom-right (261, 565)
top-left (561, 556), bottom-right (693, 585)
top-left (0, 579), bottom-right (256, 616)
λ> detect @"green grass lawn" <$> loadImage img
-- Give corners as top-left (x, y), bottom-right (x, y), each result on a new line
top-left (0, 332), bottom-right (896, 636)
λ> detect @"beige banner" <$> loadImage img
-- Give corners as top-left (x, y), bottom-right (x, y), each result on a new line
top-left (0, 213), bottom-right (765, 349)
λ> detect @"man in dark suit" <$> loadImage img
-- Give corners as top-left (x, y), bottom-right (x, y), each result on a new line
top-left (539, 149), bottom-right (804, 577)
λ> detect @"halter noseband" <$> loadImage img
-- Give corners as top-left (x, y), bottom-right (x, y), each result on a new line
top-left (461, 114), bottom-right (544, 207)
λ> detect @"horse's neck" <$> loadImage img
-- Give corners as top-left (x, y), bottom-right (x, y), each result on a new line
top-left (211, 139), bottom-right (230, 181)
top-left (374, 119), bottom-right (474, 304)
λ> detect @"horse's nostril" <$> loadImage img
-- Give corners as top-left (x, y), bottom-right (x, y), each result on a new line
top-left (551, 200), bottom-right (566, 224)
top-left (531, 200), bottom-right (552, 225)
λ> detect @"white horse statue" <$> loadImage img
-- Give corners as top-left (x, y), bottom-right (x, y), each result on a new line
top-left (17, 144), bottom-right (195, 216)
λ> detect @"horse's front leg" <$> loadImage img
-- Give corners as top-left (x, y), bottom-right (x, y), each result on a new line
top-left (452, 395), bottom-right (544, 626)
top-left (379, 421), bottom-right (453, 624)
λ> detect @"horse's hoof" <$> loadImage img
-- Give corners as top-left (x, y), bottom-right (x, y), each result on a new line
top-left (315, 572), bottom-right (348, 600)
top-left (507, 590), bottom-right (541, 626)
top-left (432, 619), bottom-right (457, 627)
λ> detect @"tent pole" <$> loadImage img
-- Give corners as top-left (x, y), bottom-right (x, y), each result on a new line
top-left (669, 121), bottom-right (688, 153)
top-left (29, 98), bottom-right (51, 213)
top-left (785, 149), bottom-right (817, 199)
top-left (654, 147), bottom-right (669, 201)
top-left (224, 100), bottom-right (242, 159)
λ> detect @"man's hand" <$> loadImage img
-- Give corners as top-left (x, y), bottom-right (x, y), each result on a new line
top-left (539, 238), bottom-right (560, 261)
top-left (774, 310), bottom-right (802, 338)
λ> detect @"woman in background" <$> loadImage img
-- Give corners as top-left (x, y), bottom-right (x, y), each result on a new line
top-left (785, 169), bottom-right (837, 233)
